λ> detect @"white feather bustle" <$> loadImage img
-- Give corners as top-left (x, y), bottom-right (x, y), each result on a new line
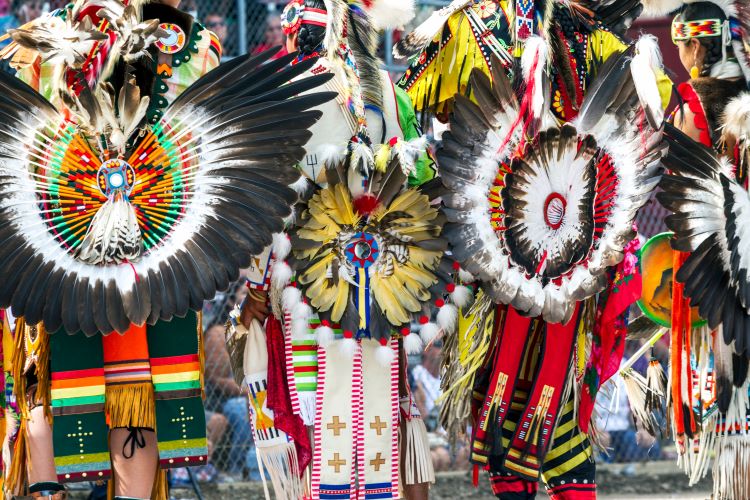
top-left (457, 268), bottom-right (475, 284)
top-left (632, 35), bottom-right (666, 126)
top-left (375, 343), bottom-right (397, 366)
top-left (723, 92), bottom-right (750, 141)
top-left (419, 322), bottom-right (440, 345)
top-left (338, 336), bottom-right (359, 358)
top-left (271, 260), bottom-right (293, 288)
top-left (282, 286), bottom-right (302, 311)
top-left (437, 303), bottom-right (458, 333)
top-left (403, 331), bottom-right (424, 355)
top-left (272, 233), bottom-right (291, 260)
top-left (367, 0), bottom-right (416, 30)
top-left (317, 143), bottom-right (347, 169)
top-left (317, 325), bottom-right (335, 347)
top-left (521, 36), bottom-right (548, 120)
top-left (450, 285), bottom-right (473, 308)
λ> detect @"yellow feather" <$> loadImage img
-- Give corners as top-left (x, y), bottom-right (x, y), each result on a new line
top-left (298, 253), bottom-right (334, 285)
top-left (371, 277), bottom-right (412, 324)
top-left (330, 278), bottom-right (350, 321)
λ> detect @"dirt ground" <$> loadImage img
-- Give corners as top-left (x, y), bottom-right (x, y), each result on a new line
top-left (164, 462), bottom-right (712, 499)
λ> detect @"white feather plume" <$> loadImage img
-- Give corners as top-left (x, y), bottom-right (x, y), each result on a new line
top-left (317, 325), bottom-right (335, 347)
top-left (368, 0), bottom-right (416, 30)
top-left (521, 36), bottom-right (549, 121)
top-left (282, 286), bottom-right (302, 312)
top-left (271, 260), bottom-right (293, 288)
top-left (450, 285), bottom-right (473, 308)
top-left (632, 34), bottom-right (666, 127)
top-left (437, 303), bottom-right (458, 332)
top-left (419, 321), bottom-right (440, 345)
top-left (338, 336), bottom-right (359, 358)
top-left (722, 92), bottom-right (750, 142)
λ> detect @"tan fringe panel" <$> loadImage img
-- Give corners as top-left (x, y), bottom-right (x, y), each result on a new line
top-left (197, 311), bottom-right (205, 397)
top-left (105, 384), bottom-right (156, 429)
top-left (6, 418), bottom-right (28, 497)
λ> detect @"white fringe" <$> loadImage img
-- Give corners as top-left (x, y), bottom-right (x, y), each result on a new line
top-left (298, 392), bottom-right (317, 426)
top-left (401, 416), bottom-right (435, 485)
top-left (256, 443), bottom-right (303, 500)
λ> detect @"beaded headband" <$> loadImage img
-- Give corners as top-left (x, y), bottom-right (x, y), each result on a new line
top-left (281, 0), bottom-right (328, 36)
top-left (671, 18), bottom-right (724, 42)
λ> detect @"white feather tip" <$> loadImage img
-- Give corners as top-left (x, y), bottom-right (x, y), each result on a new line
top-left (368, 0), bottom-right (415, 30)
top-left (723, 93), bottom-right (750, 141)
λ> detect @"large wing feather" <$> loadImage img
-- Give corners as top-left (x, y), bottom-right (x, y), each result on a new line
top-left (0, 49), bottom-right (335, 335)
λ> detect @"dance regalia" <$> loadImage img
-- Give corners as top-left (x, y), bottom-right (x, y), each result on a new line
top-left (634, 1), bottom-right (750, 498)
top-left (223, 1), bottom-right (467, 498)
top-left (397, 2), bottom-right (671, 498)
top-left (0, 1), bottom-right (333, 497)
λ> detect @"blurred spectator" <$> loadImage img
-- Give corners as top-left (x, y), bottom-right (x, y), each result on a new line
top-left (205, 12), bottom-right (228, 46)
top-left (412, 342), bottom-right (441, 427)
top-left (204, 322), bottom-right (261, 480)
top-left (251, 13), bottom-right (287, 59)
top-left (0, 0), bottom-right (17, 46)
top-left (15, 0), bottom-right (42, 24)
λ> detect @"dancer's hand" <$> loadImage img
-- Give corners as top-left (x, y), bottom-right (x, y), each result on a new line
top-left (240, 289), bottom-right (269, 328)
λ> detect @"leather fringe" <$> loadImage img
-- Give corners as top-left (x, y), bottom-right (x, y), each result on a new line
top-left (6, 417), bottom-right (28, 497)
top-left (105, 384), bottom-right (156, 429)
top-left (11, 319), bottom-right (51, 422)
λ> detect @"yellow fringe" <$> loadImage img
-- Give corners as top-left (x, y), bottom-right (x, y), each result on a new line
top-left (11, 317), bottom-right (27, 420)
top-left (105, 384), bottom-right (156, 429)
top-left (10, 319), bottom-right (51, 422)
top-left (197, 311), bottom-right (205, 398)
top-left (151, 468), bottom-right (168, 500)
top-left (6, 418), bottom-right (28, 497)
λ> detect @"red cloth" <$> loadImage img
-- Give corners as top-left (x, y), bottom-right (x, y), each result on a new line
top-left (677, 82), bottom-right (712, 147)
top-left (578, 239), bottom-right (643, 433)
top-left (264, 316), bottom-right (311, 474)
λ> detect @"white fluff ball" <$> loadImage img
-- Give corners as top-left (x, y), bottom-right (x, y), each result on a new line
top-left (316, 325), bottom-right (335, 347)
top-left (458, 268), bottom-right (475, 284)
top-left (271, 261), bottom-right (293, 288)
top-left (437, 304), bottom-right (458, 333)
top-left (420, 322), bottom-right (441, 345)
top-left (272, 233), bottom-right (291, 260)
top-left (338, 337), bottom-right (359, 358)
top-left (292, 301), bottom-right (313, 321)
top-left (375, 343), bottom-right (396, 366)
top-left (403, 332), bottom-right (424, 355)
top-left (451, 285), bottom-right (473, 308)
top-left (282, 286), bottom-right (302, 312)
top-left (292, 319), bottom-right (310, 340)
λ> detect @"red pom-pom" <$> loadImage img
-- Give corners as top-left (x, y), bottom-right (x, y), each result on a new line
top-left (379, 337), bottom-right (388, 346)
top-left (435, 299), bottom-right (445, 308)
top-left (446, 283), bottom-right (456, 293)
top-left (388, 136), bottom-right (399, 147)
top-left (353, 193), bottom-right (381, 216)
top-left (452, 261), bottom-right (461, 270)
top-left (419, 316), bottom-right (429, 325)
top-left (321, 319), bottom-right (331, 327)
top-left (343, 330), bottom-right (354, 339)
top-left (401, 327), bottom-right (411, 336)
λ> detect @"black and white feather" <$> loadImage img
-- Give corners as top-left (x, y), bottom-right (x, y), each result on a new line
top-left (438, 46), bottom-right (664, 324)
top-left (0, 49), bottom-right (335, 336)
